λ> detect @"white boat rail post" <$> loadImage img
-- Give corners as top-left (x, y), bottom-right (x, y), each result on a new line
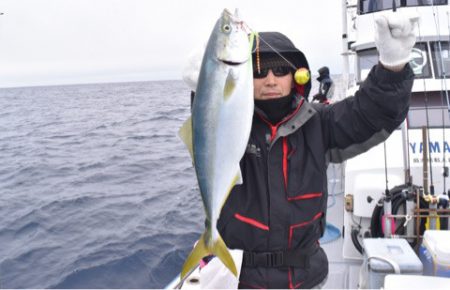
top-left (342, 0), bottom-right (350, 96)
top-left (341, 0), bottom-right (358, 97)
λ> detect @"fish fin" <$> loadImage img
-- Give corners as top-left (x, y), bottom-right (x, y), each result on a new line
top-left (219, 171), bottom-right (242, 212)
top-left (223, 72), bottom-right (236, 101)
top-left (180, 233), bottom-right (208, 280)
top-left (178, 116), bottom-right (194, 161)
top-left (212, 234), bottom-right (238, 277)
top-left (225, 171), bottom-right (241, 197)
top-left (235, 169), bottom-right (243, 185)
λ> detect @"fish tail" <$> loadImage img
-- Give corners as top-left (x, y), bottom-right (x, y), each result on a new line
top-left (211, 233), bottom-right (238, 277)
top-left (180, 233), bottom-right (209, 280)
top-left (180, 233), bottom-right (238, 281)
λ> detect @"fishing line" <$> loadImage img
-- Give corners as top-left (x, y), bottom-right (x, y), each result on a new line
top-left (243, 22), bottom-right (298, 71)
top-left (257, 35), bottom-right (298, 70)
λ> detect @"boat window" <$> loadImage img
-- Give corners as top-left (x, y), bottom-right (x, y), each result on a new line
top-left (359, 0), bottom-right (447, 14)
top-left (357, 48), bottom-right (378, 82)
top-left (406, 0), bottom-right (448, 6)
top-left (356, 44), bottom-right (430, 82)
top-left (408, 91), bottom-right (450, 128)
top-left (431, 41), bottom-right (450, 78)
top-left (359, 0), bottom-right (400, 14)
top-left (410, 43), bottom-right (431, 78)
top-left (357, 43), bottom-right (430, 82)
top-left (408, 107), bottom-right (450, 128)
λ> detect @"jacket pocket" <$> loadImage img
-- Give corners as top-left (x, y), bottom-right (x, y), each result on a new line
top-left (218, 211), bottom-right (268, 250)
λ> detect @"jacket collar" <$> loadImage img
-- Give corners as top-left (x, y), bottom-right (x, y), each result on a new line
top-left (254, 93), bottom-right (318, 148)
top-left (276, 96), bottom-right (317, 137)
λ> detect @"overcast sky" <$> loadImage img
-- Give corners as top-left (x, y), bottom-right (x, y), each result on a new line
top-left (0, 0), bottom-right (345, 88)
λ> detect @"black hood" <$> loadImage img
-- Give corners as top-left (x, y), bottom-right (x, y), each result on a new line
top-left (252, 32), bottom-right (311, 98)
top-left (316, 66), bottom-right (330, 81)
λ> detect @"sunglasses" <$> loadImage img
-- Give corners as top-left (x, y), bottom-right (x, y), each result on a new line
top-left (253, 66), bottom-right (293, 79)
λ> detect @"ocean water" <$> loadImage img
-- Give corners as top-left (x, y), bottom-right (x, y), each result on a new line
top-left (0, 81), bottom-right (204, 288)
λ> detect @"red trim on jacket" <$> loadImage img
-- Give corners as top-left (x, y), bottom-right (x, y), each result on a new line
top-left (288, 268), bottom-right (294, 289)
top-left (234, 213), bottom-right (269, 231)
top-left (288, 267), bottom-right (304, 289)
top-left (288, 212), bottom-right (323, 248)
top-left (270, 125), bottom-right (277, 141)
top-left (287, 192), bottom-right (323, 201)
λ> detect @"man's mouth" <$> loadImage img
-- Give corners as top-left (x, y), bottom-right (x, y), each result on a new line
top-left (263, 92), bottom-right (281, 97)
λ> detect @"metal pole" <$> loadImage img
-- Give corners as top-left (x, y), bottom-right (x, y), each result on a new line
top-left (341, 0), bottom-right (350, 95)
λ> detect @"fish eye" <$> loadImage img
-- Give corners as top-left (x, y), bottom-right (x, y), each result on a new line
top-left (222, 24), bottom-right (231, 33)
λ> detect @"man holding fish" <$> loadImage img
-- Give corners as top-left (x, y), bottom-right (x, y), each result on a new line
top-left (179, 8), bottom-right (418, 289)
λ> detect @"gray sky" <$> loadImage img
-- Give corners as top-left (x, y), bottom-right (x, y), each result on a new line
top-left (0, 0), bottom-right (344, 88)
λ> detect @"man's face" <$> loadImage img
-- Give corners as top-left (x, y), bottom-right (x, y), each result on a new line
top-left (253, 67), bottom-right (293, 100)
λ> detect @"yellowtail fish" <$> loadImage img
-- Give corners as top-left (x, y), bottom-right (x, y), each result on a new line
top-left (178, 8), bottom-right (254, 280)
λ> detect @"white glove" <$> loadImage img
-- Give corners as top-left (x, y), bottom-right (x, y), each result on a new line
top-left (374, 11), bottom-right (419, 69)
top-left (182, 44), bottom-right (206, 91)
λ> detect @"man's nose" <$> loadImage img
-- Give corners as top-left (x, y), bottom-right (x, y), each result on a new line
top-left (264, 69), bottom-right (276, 85)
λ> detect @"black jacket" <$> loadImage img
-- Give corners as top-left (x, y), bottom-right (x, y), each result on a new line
top-left (313, 67), bottom-right (333, 103)
top-left (217, 64), bottom-right (414, 289)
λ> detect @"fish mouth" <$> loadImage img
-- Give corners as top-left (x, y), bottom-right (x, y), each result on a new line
top-left (219, 59), bottom-right (246, 66)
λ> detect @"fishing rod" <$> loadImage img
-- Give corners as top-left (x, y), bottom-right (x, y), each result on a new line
top-left (412, 8), bottom-right (436, 231)
top-left (428, 2), bottom-right (450, 231)
top-left (416, 17), bottom-right (434, 198)
top-left (377, 0), bottom-right (399, 239)
top-left (383, 141), bottom-right (395, 237)
top-left (430, 1), bottom-right (450, 197)
top-left (413, 1), bottom-right (450, 230)
top-left (384, 0), bottom-right (396, 229)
